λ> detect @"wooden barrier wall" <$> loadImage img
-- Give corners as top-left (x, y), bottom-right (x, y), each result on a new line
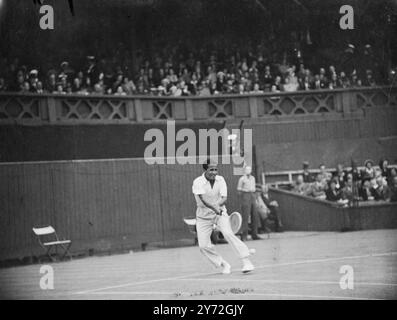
top-left (269, 187), bottom-right (397, 231)
top-left (0, 86), bottom-right (396, 125)
top-left (0, 159), bottom-right (241, 261)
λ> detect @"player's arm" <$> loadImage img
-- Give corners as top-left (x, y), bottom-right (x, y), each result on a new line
top-left (216, 177), bottom-right (228, 212)
top-left (198, 194), bottom-right (221, 215)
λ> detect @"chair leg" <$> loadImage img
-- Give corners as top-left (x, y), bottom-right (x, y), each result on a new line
top-left (46, 246), bottom-right (56, 262)
top-left (60, 243), bottom-right (72, 260)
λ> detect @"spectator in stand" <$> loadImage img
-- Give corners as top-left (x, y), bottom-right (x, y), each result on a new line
top-left (15, 69), bottom-right (26, 92)
top-left (262, 65), bottom-right (273, 92)
top-left (36, 81), bottom-right (44, 94)
top-left (349, 160), bottom-right (361, 182)
top-left (342, 173), bottom-right (354, 203)
top-left (21, 81), bottom-right (30, 93)
top-left (328, 65), bottom-right (337, 79)
top-left (250, 83), bottom-right (263, 94)
top-left (283, 67), bottom-right (299, 92)
top-left (308, 174), bottom-right (327, 200)
top-left (114, 86), bottom-right (126, 96)
top-left (326, 179), bottom-right (342, 202)
top-left (361, 159), bottom-right (375, 181)
top-left (54, 84), bottom-right (65, 94)
top-left (112, 73), bottom-right (124, 93)
top-left (271, 76), bottom-right (282, 92)
top-left (389, 176), bottom-right (397, 202)
top-left (319, 164), bottom-right (332, 183)
top-left (122, 76), bottom-right (136, 95)
top-left (313, 74), bottom-right (322, 90)
top-left (389, 168), bottom-right (397, 187)
top-left (92, 83), bottom-right (104, 95)
top-left (28, 70), bottom-right (40, 92)
top-left (72, 77), bottom-right (82, 93)
top-left (299, 74), bottom-right (312, 91)
top-left (363, 70), bottom-right (376, 87)
top-left (85, 56), bottom-right (98, 86)
top-left (302, 161), bottom-right (314, 183)
top-left (292, 174), bottom-right (309, 195)
top-left (333, 164), bottom-right (346, 191)
top-left (372, 176), bottom-right (390, 201)
top-left (379, 159), bottom-right (391, 181)
top-left (359, 179), bottom-right (375, 201)
top-left (0, 77), bottom-right (7, 92)
top-left (350, 70), bottom-right (362, 87)
top-left (318, 68), bottom-right (329, 89)
top-left (338, 71), bottom-right (350, 88)
top-left (328, 73), bottom-right (339, 89)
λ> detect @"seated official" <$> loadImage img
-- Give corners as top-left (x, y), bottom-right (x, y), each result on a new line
top-left (255, 184), bottom-right (283, 233)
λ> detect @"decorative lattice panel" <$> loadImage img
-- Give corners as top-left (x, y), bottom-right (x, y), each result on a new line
top-left (208, 99), bottom-right (233, 118)
top-left (152, 101), bottom-right (173, 119)
top-left (356, 88), bottom-right (397, 108)
top-left (0, 96), bottom-right (41, 120)
top-left (261, 92), bottom-right (337, 116)
top-left (60, 99), bottom-right (128, 121)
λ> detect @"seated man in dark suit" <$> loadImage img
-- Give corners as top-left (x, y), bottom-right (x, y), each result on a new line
top-left (326, 179), bottom-right (342, 202)
top-left (255, 184), bottom-right (283, 233)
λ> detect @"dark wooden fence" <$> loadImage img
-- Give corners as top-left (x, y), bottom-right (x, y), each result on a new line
top-left (269, 187), bottom-right (397, 231)
top-left (0, 158), bottom-right (241, 261)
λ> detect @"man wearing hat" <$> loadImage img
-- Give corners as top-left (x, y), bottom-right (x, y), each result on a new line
top-left (86, 56), bottom-right (98, 86)
top-left (28, 69), bottom-right (39, 92)
top-left (60, 61), bottom-right (74, 81)
top-left (302, 161), bottom-right (314, 183)
top-left (340, 44), bottom-right (356, 76)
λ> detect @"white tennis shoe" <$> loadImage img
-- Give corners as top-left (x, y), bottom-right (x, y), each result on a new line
top-left (242, 258), bottom-right (254, 273)
top-left (220, 260), bottom-right (231, 274)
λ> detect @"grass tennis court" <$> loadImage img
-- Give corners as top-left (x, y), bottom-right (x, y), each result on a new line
top-left (1, 229), bottom-right (396, 300)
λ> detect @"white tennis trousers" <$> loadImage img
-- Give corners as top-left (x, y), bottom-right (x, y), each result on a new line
top-left (196, 212), bottom-right (250, 267)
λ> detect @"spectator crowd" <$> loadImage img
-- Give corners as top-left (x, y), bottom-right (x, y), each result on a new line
top-left (291, 159), bottom-right (397, 206)
top-left (0, 42), bottom-right (388, 97)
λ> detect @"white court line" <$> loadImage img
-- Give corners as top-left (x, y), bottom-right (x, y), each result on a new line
top-left (176, 278), bottom-right (397, 287)
top-left (74, 251), bottom-right (397, 295)
top-left (84, 291), bottom-right (384, 300)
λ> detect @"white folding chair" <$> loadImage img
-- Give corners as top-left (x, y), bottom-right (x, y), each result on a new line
top-left (32, 226), bottom-right (72, 261)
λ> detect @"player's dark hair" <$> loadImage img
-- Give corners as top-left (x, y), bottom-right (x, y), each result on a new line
top-left (202, 158), bottom-right (218, 171)
top-left (202, 158), bottom-right (211, 171)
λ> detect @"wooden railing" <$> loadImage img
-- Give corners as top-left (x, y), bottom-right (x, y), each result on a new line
top-left (0, 86), bottom-right (396, 125)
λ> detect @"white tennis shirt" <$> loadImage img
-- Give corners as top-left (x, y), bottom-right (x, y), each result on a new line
top-left (192, 173), bottom-right (227, 219)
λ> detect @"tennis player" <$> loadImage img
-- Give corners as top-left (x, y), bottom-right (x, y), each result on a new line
top-left (192, 159), bottom-right (254, 274)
